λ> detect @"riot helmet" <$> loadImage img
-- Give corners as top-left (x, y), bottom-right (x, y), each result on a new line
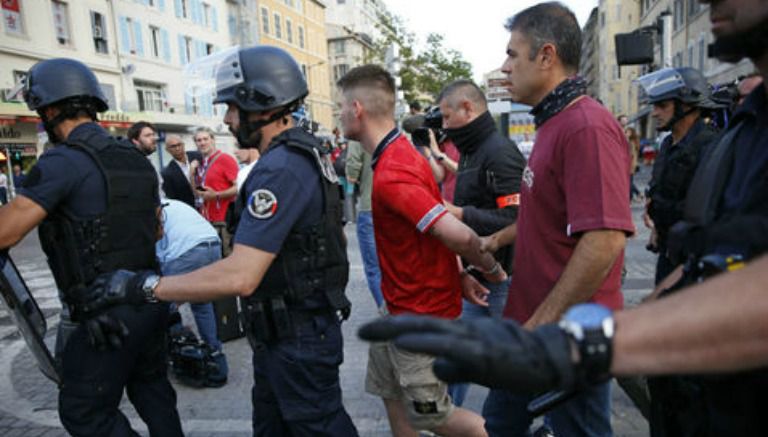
top-left (636, 67), bottom-right (713, 131)
top-left (24, 58), bottom-right (108, 142)
top-left (212, 46), bottom-right (308, 149)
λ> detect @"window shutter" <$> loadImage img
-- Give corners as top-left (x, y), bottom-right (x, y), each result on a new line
top-left (133, 20), bottom-right (144, 56)
top-left (161, 29), bottom-right (171, 63)
top-left (119, 16), bottom-right (130, 54)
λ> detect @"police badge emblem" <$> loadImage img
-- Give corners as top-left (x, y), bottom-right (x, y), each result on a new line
top-left (247, 189), bottom-right (278, 219)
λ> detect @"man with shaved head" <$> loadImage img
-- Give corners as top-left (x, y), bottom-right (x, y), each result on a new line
top-left (337, 64), bottom-right (506, 436)
top-left (437, 79), bottom-right (526, 407)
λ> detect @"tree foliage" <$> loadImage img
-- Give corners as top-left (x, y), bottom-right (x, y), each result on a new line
top-left (368, 13), bottom-right (474, 104)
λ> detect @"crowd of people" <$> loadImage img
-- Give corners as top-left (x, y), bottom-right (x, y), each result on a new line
top-left (0, 0), bottom-right (767, 436)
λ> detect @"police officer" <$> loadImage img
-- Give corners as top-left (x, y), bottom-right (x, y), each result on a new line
top-left (638, 67), bottom-right (719, 284)
top-left (77, 45), bottom-right (359, 436)
top-left (358, 0), bottom-right (768, 435)
top-left (0, 59), bottom-right (183, 436)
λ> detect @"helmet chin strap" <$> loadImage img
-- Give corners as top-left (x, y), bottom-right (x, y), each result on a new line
top-left (235, 103), bottom-right (298, 150)
top-left (657, 101), bottom-right (697, 132)
top-left (39, 110), bottom-right (68, 143)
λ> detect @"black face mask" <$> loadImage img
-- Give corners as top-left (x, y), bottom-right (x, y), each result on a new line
top-left (234, 104), bottom-right (295, 150)
top-left (708, 17), bottom-right (768, 63)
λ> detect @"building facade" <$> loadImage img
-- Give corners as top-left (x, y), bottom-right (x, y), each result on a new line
top-left (596, 0), bottom-right (641, 120)
top-left (580, 7), bottom-right (600, 99)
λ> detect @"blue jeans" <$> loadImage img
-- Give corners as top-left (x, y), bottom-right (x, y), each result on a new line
top-left (161, 240), bottom-right (223, 351)
top-left (449, 277), bottom-right (510, 406)
top-left (356, 211), bottom-right (384, 308)
top-left (483, 382), bottom-right (612, 437)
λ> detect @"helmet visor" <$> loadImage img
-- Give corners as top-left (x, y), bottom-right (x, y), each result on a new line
top-left (183, 46), bottom-right (243, 101)
top-left (635, 68), bottom-right (686, 103)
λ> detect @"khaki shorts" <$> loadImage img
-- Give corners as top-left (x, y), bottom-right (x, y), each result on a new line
top-left (365, 340), bottom-right (454, 430)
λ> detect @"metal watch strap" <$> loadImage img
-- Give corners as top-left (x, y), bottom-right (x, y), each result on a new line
top-left (142, 274), bottom-right (160, 303)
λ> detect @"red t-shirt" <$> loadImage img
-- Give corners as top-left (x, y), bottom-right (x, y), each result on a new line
top-left (372, 133), bottom-right (462, 318)
top-left (197, 150), bottom-right (238, 222)
top-left (504, 96), bottom-right (634, 323)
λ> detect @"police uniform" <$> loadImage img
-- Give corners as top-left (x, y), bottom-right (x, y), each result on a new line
top-left (234, 127), bottom-right (357, 436)
top-left (21, 122), bottom-right (183, 436)
top-left (647, 118), bottom-right (717, 283)
top-left (653, 84), bottom-right (768, 436)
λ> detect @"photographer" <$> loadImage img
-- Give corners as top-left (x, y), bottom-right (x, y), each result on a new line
top-left (404, 107), bottom-right (460, 201)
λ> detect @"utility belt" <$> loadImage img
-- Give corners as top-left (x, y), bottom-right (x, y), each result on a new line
top-left (241, 291), bottom-right (349, 348)
top-left (661, 251), bottom-right (747, 298)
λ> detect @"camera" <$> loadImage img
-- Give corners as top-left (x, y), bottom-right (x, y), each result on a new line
top-left (406, 106), bottom-right (446, 148)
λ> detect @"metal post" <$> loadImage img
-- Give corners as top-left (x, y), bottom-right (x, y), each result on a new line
top-left (659, 11), bottom-right (673, 68)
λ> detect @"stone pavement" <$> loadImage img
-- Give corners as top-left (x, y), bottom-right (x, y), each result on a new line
top-left (0, 167), bottom-right (655, 436)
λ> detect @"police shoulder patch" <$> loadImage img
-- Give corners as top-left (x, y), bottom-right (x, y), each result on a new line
top-left (247, 189), bottom-right (278, 219)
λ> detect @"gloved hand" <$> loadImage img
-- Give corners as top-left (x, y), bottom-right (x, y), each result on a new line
top-left (358, 315), bottom-right (577, 395)
top-left (74, 270), bottom-right (155, 317)
top-left (85, 313), bottom-right (130, 351)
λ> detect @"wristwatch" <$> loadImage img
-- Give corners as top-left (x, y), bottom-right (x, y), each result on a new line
top-left (559, 303), bottom-right (614, 383)
top-left (141, 274), bottom-right (161, 303)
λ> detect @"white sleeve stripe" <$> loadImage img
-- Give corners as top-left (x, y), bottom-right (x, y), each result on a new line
top-left (416, 204), bottom-right (447, 232)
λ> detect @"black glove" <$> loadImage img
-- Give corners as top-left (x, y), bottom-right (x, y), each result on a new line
top-left (74, 270), bottom-right (154, 317)
top-left (85, 313), bottom-right (130, 351)
top-left (358, 315), bottom-right (576, 395)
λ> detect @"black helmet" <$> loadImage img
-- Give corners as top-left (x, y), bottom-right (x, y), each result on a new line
top-left (213, 45), bottom-right (308, 113)
top-left (636, 67), bottom-right (713, 107)
top-left (24, 58), bottom-right (108, 112)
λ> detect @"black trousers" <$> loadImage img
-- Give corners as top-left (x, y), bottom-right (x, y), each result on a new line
top-left (58, 303), bottom-right (183, 437)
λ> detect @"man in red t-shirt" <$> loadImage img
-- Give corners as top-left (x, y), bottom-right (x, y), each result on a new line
top-left (479, 4), bottom-right (634, 436)
top-left (192, 127), bottom-right (238, 255)
top-left (337, 64), bottom-right (505, 437)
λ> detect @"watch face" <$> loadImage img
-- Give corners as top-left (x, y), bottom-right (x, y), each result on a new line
top-left (563, 304), bottom-right (613, 329)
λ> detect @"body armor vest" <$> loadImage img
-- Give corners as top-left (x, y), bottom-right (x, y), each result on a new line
top-left (652, 121), bottom-right (768, 437)
top-left (648, 120), bottom-right (717, 244)
top-left (38, 129), bottom-right (158, 317)
top-left (240, 129), bottom-right (350, 314)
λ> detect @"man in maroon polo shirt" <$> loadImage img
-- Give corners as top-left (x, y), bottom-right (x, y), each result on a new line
top-left (337, 64), bottom-right (505, 437)
top-left (480, 3), bottom-right (634, 436)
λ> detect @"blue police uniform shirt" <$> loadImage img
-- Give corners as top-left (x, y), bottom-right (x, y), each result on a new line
top-left (19, 122), bottom-right (114, 218)
top-left (721, 83), bottom-right (768, 214)
top-left (234, 136), bottom-right (323, 254)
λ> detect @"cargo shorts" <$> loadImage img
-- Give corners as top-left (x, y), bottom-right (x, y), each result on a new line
top-left (365, 340), bottom-right (454, 430)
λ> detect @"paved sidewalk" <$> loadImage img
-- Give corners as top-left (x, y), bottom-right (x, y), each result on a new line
top-left (0, 166), bottom-right (655, 436)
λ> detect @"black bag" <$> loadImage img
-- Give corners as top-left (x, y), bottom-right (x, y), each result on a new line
top-left (167, 324), bottom-right (218, 387)
top-left (333, 147), bottom-right (347, 177)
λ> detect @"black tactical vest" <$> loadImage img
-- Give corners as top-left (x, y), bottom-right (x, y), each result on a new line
top-left (648, 120), bottom-right (717, 243)
top-left (38, 130), bottom-right (158, 315)
top-left (653, 120), bottom-right (768, 437)
top-left (240, 129), bottom-right (350, 313)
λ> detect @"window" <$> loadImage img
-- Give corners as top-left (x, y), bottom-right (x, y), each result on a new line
top-left (91, 11), bottom-right (108, 54)
top-left (126, 17), bottom-right (137, 54)
top-left (2, 71), bottom-right (26, 103)
top-left (600, 12), bottom-right (605, 28)
top-left (184, 36), bottom-right (193, 63)
top-left (2, 0), bottom-right (25, 35)
top-left (333, 64), bottom-right (349, 81)
top-left (274, 13), bottom-right (281, 39)
top-left (150, 26), bottom-right (161, 58)
top-left (286, 18), bottom-right (293, 44)
top-left (179, 0), bottom-right (189, 19)
top-left (298, 25), bottom-right (304, 49)
top-left (688, 45), bottom-right (694, 67)
top-left (203, 3), bottom-right (211, 27)
top-left (698, 38), bottom-right (706, 71)
top-left (284, 0), bottom-right (294, 6)
top-left (135, 81), bottom-right (165, 112)
top-left (673, 0), bottom-right (684, 30)
top-left (206, 43), bottom-right (214, 55)
top-left (334, 40), bottom-right (345, 54)
top-left (51, 1), bottom-right (71, 45)
top-left (260, 7), bottom-right (269, 34)
top-left (337, 0), bottom-right (345, 4)
top-left (689, 0), bottom-right (700, 16)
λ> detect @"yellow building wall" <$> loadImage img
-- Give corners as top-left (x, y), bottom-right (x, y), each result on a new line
top-left (258, 0), bottom-right (333, 132)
